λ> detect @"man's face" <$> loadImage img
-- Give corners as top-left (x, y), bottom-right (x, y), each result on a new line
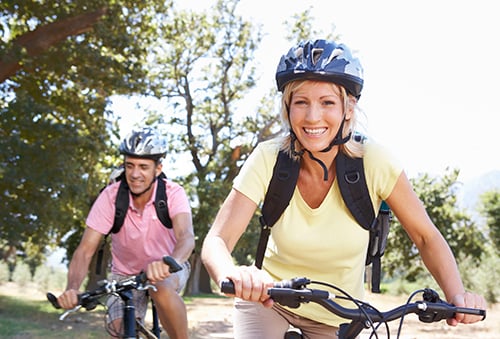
top-left (124, 156), bottom-right (160, 196)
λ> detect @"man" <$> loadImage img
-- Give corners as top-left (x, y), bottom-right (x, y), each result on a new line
top-left (57, 127), bottom-right (195, 339)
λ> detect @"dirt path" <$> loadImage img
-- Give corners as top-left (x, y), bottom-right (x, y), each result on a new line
top-left (186, 297), bottom-right (233, 338)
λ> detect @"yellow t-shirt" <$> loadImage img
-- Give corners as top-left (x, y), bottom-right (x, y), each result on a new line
top-left (233, 138), bottom-right (402, 327)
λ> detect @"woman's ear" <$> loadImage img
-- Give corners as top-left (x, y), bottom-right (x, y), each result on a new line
top-left (345, 96), bottom-right (356, 120)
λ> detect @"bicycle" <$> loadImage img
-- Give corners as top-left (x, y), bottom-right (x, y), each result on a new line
top-left (221, 277), bottom-right (486, 339)
top-left (47, 255), bottom-right (182, 339)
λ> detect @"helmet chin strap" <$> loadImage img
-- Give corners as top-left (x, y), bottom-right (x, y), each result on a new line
top-left (130, 177), bottom-right (157, 198)
top-left (320, 118), bottom-right (351, 153)
top-left (289, 118), bottom-right (351, 182)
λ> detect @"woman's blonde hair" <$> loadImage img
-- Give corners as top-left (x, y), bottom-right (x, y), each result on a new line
top-left (278, 80), bottom-right (365, 159)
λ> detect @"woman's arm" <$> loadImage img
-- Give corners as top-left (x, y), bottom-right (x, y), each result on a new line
top-left (386, 171), bottom-right (486, 325)
top-left (201, 188), bottom-right (274, 305)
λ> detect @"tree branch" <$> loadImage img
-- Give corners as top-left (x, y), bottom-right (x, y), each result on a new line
top-left (0, 8), bottom-right (107, 83)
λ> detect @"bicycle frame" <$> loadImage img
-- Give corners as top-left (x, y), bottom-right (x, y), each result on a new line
top-left (47, 255), bottom-right (182, 339)
top-left (121, 289), bottom-right (137, 339)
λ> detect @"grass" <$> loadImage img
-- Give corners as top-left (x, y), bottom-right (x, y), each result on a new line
top-left (0, 289), bottom-right (228, 339)
top-left (0, 294), bottom-right (106, 338)
top-left (0, 295), bottom-right (54, 336)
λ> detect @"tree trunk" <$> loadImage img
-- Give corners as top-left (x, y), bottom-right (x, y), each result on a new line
top-left (184, 253), bottom-right (213, 296)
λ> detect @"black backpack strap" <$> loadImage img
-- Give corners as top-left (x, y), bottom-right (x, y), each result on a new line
top-left (369, 202), bottom-right (391, 293)
top-left (111, 176), bottom-right (130, 234)
top-left (255, 151), bottom-right (300, 268)
top-left (155, 172), bottom-right (172, 229)
top-left (111, 172), bottom-right (172, 233)
top-left (336, 152), bottom-right (375, 230)
top-left (337, 152), bottom-right (388, 293)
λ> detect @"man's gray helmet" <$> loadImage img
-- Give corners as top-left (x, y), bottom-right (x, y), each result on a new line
top-left (276, 39), bottom-right (364, 98)
top-left (119, 127), bottom-right (167, 161)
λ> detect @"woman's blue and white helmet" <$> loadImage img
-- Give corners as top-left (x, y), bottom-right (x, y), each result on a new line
top-left (119, 127), bottom-right (167, 161)
top-left (276, 39), bottom-right (364, 98)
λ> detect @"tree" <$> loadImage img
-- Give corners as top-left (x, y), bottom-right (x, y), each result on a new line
top-left (138, 4), bottom-right (346, 293)
top-left (141, 0), bottom-right (282, 294)
top-left (480, 189), bottom-right (500, 254)
top-left (0, 1), bottom-right (170, 268)
top-left (385, 169), bottom-right (486, 281)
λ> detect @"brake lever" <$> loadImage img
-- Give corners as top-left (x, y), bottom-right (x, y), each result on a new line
top-left (59, 305), bottom-right (83, 321)
top-left (137, 283), bottom-right (158, 292)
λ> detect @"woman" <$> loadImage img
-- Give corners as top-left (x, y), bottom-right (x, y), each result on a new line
top-left (201, 39), bottom-right (486, 338)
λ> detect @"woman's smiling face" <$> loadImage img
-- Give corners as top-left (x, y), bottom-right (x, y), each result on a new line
top-left (289, 80), bottom-right (350, 153)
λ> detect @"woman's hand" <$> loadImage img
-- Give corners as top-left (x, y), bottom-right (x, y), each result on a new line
top-left (448, 292), bottom-right (487, 326)
top-left (221, 265), bottom-right (275, 308)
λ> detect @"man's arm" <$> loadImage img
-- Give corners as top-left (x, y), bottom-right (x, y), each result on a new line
top-left (147, 212), bottom-right (195, 283)
top-left (57, 227), bottom-right (103, 308)
top-left (170, 212), bottom-right (195, 264)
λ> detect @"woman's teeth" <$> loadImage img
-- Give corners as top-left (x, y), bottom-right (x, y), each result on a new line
top-left (304, 128), bottom-right (326, 135)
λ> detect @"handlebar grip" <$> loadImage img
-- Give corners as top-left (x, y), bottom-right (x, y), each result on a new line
top-left (162, 255), bottom-right (182, 273)
top-left (219, 277), bottom-right (307, 295)
top-left (220, 279), bottom-right (235, 294)
top-left (46, 292), bottom-right (61, 309)
top-left (454, 306), bottom-right (487, 319)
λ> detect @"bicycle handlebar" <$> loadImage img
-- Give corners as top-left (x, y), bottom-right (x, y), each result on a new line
top-left (220, 277), bottom-right (486, 339)
top-left (47, 256), bottom-right (182, 317)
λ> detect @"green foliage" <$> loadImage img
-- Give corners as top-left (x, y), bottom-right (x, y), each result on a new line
top-left (480, 189), bottom-right (500, 255)
top-left (283, 7), bottom-right (338, 43)
top-left (385, 169), bottom-right (486, 281)
top-left (33, 265), bottom-right (67, 292)
top-left (459, 250), bottom-right (500, 304)
top-left (0, 261), bottom-right (9, 283)
top-left (11, 261), bottom-right (31, 286)
top-left (142, 0), bottom-right (269, 263)
top-left (1, 1), bottom-right (172, 262)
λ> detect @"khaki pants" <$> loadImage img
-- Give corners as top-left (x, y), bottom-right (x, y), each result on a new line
top-left (233, 298), bottom-right (339, 339)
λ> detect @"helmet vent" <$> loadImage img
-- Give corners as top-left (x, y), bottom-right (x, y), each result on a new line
top-left (327, 48), bottom-right (344, 64)
top-left (311, 48), bottom-right (323, 66)
top-left (134, 136), bottom-right (143, 149)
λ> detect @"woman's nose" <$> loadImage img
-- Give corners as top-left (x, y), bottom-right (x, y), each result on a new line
top-left (305, 103), bottom-right (322, 122)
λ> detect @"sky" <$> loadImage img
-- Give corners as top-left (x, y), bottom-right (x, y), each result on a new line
top-left (112, 0), bottom-right (500, 182)
top-left (51, 0), bottom-right (500, 269)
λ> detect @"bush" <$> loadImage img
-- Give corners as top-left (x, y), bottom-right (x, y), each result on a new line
top-left (33, 265), bottom-right (67, 292)
top-left (0, 261), bottom-right (10, 283)
top-left (459, 250), bottom-right (500, 304)
top-left (11, 262), bottom-right (32, 286)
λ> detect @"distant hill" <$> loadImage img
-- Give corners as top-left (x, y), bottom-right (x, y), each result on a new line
top-left (458, 170), bottom-right (500, 221)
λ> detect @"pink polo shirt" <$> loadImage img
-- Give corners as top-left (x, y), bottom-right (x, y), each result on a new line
top-left (86, 177), bottom-right (191, 275)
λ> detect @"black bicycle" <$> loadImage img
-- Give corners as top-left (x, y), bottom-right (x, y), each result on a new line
top-left (47, 255), bottom-right (182, 339)
top-left (221, 277), bottom-right (486, 339)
